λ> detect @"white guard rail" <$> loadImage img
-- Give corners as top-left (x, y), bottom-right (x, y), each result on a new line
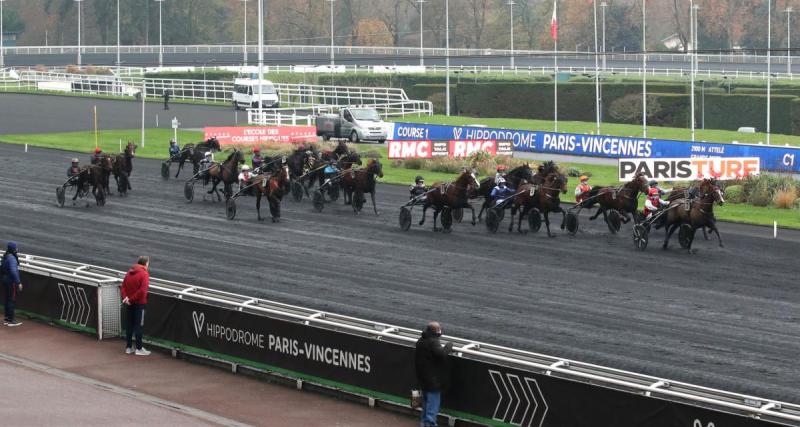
top-left (13, 254), bottom-right (800, 426)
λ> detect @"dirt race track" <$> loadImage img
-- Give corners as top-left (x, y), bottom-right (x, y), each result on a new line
top-left (0, 142), bottom-right (797, 404)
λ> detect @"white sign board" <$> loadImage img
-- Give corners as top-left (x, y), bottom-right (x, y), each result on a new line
top-left (618, 157), bottom-right (760, 181)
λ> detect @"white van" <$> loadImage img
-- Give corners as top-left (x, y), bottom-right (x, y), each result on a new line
top-left (231, 78), bottom-right (280, 110)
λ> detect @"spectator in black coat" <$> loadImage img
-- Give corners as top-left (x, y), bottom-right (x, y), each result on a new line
top-left (415, 321), bottom-right (453, 427)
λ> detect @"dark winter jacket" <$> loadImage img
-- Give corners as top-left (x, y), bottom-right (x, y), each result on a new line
top-left (414, 329), bottom-right (453, 391)
top-left (0, 252), bottom-right (20, 286)
top-left (121, 264), bottom-right (150, 305)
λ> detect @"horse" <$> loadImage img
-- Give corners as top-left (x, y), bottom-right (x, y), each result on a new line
top-left (286, 147), bottom-right (319, 197)
top-left (581, 172), bottom-right (649, 226)
top-left (111, 141), bottom-right (136, 195)
top-left (340, 159), bottom-right (383, 215)
top-left (320, 140), bottom-right (350, 162)
top-left (174, 137), bottom-right (221, 178)
top-left (91, 154), bottom-right (115, 196)
top-left (206, 149), bottom-right (245, 201)
top-left (510, 172), bottom-right (569, 237)
top-left (665, 180), bottom-right (717, 240)
top-left (475, 163), bottom-right (536, 221)
top-left (72, 164), bottom-right (108, 206)
top-left (252, 164), bottom-right (291, 222)
top-left (418, 169), bottom-right (481, 232)
top-left (658, 179), bottom-right (725, 252)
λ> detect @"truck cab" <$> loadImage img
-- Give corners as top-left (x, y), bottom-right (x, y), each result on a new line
top-left (316, 107), bottom-right (387, 144)
top-left (232, 78), bottom-right (280, 110)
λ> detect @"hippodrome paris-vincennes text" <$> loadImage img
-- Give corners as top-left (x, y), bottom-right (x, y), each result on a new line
top-left (202, 321), bottom-right (371, 373)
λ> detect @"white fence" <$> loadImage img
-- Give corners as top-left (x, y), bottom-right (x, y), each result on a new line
top-left (8, 70), bottom-right (433, 117)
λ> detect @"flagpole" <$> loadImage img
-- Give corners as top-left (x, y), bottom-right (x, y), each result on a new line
top-left (767, 0), bottom-right (772, 145)
top-left (552, 0), bottom-right (558, 132)
top-left (690, 0), bottom-right (695, 142)
top-left (593, 0), bottom-right (600, 134)
top-left (642, 0), bottom-right (647, 138)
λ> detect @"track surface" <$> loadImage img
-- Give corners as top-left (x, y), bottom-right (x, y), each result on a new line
top-left (0, 142), bottom-right (797, 404)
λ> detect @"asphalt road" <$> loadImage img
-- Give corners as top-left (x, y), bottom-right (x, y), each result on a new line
top-left (0, 142), bottom-right (797, 405)
top-left (3, 51), bottom-right (797, 75)
top-left (0, 93), bottom-right (239, 135)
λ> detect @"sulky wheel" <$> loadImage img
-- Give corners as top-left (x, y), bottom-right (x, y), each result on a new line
top-left (291, 181), bottom-right (304, 202)
top-left (528, 208), bottom-right (542, 233)
top-left (328, 182), bottom-right (340, 202)
top-left (352, 192), bottom-right (364, 213)
top-left (486, 208), bottom-right (501, 233)
top-left (607, 210), bottom-right (622, 234)
top-left (440, 207), bottom-right (453, 231)
top-left (566, 211), bottom-right (579, 235)
top-left (184, 181), bottom-right (194, 202)
top-left (312, 190), bottom-right (325, 212)
top-left (399, 206), bottom-right (412, 231)
top-left (95, 189), bottom-right (106, 207)
top-left (56, 186), bottom-right (66, 208)
top-left (679, 224), bottom-right (693, 249)
top-left (496, 206), bottom-right (506, 222)
top-left (161, 162), bottom-right (170, 180)
top-left (226, 198), bottom-right (237, 220)
top-left (453, 208), bottom-right (464, 223)
top-left (633, 224), bottom-right (649, 251)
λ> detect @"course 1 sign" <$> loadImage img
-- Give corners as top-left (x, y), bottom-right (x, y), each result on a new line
top-left (204, 126), bottom-right (316, 145)
top-left (619, 157), bottom-right (760, 181)
top-left (388, 122), bottom-right (800, 173)
top-left (387, 140), bottom-right (512, 159)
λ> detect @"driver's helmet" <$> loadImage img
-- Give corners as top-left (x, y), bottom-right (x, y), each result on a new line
top-left (415, 175), bottom-right (424, 184)
top-left (94, 147), bottom-right (102, 154)
top-left (241, 165), bottom-right (250, 171)
top-left (204, 151), bottom-right (213, 158)
top-left (648, 187), bottom-right (660, 197)
top-left (253, 147), bottom-right (261, 153)
top-left (648, 180), bottom-right (658, 187)
top-left (169, 139), bottom-right (176, 144)
top-left (496, 165), bottom-right (507, 172)
top-left (71, 158), bottom-right (79, 164)
top-left (497, 177), bottom-right (507, 185)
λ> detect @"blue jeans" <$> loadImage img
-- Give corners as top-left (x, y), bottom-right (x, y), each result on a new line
top-left (420, 390), bottom-right (441, 427)
top-left (125, 304), bottom-right (146, 350)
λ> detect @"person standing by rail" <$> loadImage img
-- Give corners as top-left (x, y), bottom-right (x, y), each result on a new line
top-left (415, 321), bottom-right (454, 427)
top-left (121, 256), bottom-right (151, 356)
top-left (1, 242), bottom-right (22, 327)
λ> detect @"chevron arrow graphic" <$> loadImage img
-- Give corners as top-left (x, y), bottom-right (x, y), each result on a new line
top-left (77, 287), bottom-right (91, 326)
top-left (489, 370), bottom-right (548, 427)
top-left (67, 285), bottom-right (78, 324)
top-left (58, 283), bottom-right (68, 321)
top-left (57, 283), bottom-right (92, 327)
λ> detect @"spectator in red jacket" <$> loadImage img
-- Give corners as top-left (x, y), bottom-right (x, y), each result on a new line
top-left (121, 256), bottom-right (151, 356)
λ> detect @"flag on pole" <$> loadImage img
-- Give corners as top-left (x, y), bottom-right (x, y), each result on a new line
top-left (550, 0), bottom-right (558, 41)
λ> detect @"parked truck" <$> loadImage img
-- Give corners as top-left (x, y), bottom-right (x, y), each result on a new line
top-left (315, 107), bottom-right (388, 144)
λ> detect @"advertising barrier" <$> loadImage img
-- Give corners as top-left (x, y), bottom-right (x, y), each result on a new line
top-left (619, 157), bottom-right (761, 181)
top-left (387, 140), bottom-right (512, 159)
top-left (388, 122), bottom-right (800, 173)
top-left (15, 255), bottom-right (800, 427)
top-left (204, 126), bottom-right (316, 145)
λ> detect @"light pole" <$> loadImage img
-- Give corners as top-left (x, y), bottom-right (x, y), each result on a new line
top-left (154, 0), bottom-right (165, 68)
top-left (328, 0), bottom-right (335, 66)
top-left (116, 0), bottom-right (121, 77)
top-left (258, 0), bottom-right (263, 120)
top-left (600, 1), bottom-right (608, 71)
top-left (417, 0), bottom-right (425, 66)
top-left (699, 79), bottom-right (705, 130)
top-left (241, 0), bottom-right (249, 66)
top-left (786, 6), bottom-right (793, 75)
top-left (593, 0), bottom-right (600, 134)
top-left (445, 0), bottom-right (451, 116)
top-left (767, 0), bottom-right (772, 145)
top-left (690, 0), bottom-right (696, 141)
top-left (0, 0), bottom-right (5, 68)
top-left (75, 0), bottom-right (83, 66)
top-left (508, 0), bottom-right (515, 68)
top-left (642, 0), bottom-right (647, 138)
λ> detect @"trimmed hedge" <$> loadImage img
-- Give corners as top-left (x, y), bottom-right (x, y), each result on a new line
top-left (703, 94), bottom-right (795, 134)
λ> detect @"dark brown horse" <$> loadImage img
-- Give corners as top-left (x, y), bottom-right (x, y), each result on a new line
top-left (510, 172), bottom-right (569, 237)
top-left (659, 179), bottom-right (725, 252)
top-left (419, 169), bottom-right (481, 232)
top-left (340, 159), bottom-right (383, 215)
top-left (475, 163), bottom-right (536, 221)
top-left (72, 164), bottom-right (109, 206)
top-left (253, 164), bottom-right (291, 222)
top-left (111, 142), bottom-right (136, 195)
top-left (665, 180), bottom-right (716, 240)
top-left (174, 137), bottom-right (221, 178)
top-left (206, 149), bottom-right (245, 201)
top-left (581, 172), bottom-right (649, 225)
